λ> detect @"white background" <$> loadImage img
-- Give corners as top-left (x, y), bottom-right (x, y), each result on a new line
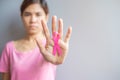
top-left (0, 0), bottom-right (120, 80)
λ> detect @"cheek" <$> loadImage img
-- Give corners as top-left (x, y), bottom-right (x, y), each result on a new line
top-left (38, 22), bottom-right (43, 31)
top-left (38, 16), bottom-right (46, 22)
top-left (37, 17), bottom-right (46, 27)
top-left (22, 18), bottom-right (29, 26)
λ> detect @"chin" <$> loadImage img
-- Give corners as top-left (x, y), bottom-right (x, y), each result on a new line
top-left (28, 30), bottom-right (38, 35)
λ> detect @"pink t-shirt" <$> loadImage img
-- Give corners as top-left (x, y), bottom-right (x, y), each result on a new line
top-left (0, 41), bottom-right (57, 80)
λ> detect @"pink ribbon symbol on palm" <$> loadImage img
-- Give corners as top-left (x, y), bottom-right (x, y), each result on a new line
top-left (52, 32), bottom-right (62, 56)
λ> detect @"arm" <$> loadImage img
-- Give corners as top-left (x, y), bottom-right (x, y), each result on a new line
top-left (1, 73), bottom-right (10, 80)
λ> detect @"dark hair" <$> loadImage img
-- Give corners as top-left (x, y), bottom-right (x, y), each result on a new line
top-left (20, 0), bottom-right (49, 16)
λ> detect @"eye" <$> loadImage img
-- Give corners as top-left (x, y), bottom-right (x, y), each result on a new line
top-left (23, 12), bottom-right (31, 16)
top-left (36, 13), bottom-right (42, 16)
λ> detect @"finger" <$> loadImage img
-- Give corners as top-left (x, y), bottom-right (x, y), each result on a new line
top-left (49, 39), bottom-right (54, 46)
top-left (58, 18), bottom-right (63, 39)
top-left (41, 20), bottom-right (51, 41)
top-left (35, 38), bottom-right (45, 53)
top-left (52, 16), bottom-right (57, 35)
top-left (58, 39), bottom-right (67, 49)
top-left (64, 26), bottom-right (72, 43)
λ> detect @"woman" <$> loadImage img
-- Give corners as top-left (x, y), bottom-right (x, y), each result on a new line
top-left (0, 0), bottom-right (72, 80)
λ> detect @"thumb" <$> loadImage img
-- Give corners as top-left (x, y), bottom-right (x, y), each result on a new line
top-left (35, 38), bottom-right (45, 53)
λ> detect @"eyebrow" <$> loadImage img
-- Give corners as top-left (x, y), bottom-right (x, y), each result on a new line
top-left (24, 11), bottom-right (42, 14)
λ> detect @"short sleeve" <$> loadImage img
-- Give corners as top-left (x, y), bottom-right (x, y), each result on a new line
top-left (0, 44), bottom-right (10, 72)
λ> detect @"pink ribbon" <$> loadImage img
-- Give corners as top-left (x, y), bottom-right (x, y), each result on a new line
top-left (52, 32), bottom-right (62, 56)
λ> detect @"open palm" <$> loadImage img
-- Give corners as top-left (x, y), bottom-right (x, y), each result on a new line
top-left (35, 16), bottom-right (72, 65)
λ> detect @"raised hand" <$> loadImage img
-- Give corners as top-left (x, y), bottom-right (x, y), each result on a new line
top-left (35, 16), bottom-right (72, 65)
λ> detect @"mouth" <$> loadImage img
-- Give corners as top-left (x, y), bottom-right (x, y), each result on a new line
top-left (28, 26), bottom-right (38, 31)
top-left (30, 26), bottom-right (38, 28)
top-left (30, 24), bottom-right (38, 28)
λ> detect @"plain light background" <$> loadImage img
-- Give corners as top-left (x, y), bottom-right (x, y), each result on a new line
top-left (0, 0), bottom-right (120, 80)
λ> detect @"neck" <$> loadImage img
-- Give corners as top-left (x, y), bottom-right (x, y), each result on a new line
top-left (24, 32), bottom-right (45, 42)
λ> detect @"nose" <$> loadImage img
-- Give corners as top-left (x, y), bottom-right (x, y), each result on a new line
top-left (30, 15), bottom-right (37, 23)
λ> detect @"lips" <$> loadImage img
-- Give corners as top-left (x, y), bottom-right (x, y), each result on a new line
top-left (30, 24), bottom-right (38, 27)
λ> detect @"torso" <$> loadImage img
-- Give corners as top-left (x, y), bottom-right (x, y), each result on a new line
top-left (8, 39), bottom-right (57, 80)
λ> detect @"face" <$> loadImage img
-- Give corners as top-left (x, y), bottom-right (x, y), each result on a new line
top-left (22, 3), bottom-right (48, 35)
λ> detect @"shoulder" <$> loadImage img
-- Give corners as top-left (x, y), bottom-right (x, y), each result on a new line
top-left (0, 41), bottom-right (14, 56)
top-left (4, 41), bottom-right (14, 48)
top-left (3, 41), bottom-right (13, 52)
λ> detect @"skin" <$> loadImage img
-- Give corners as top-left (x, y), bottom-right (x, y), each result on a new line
top-left (2, 3), bottom-right (72, 80)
